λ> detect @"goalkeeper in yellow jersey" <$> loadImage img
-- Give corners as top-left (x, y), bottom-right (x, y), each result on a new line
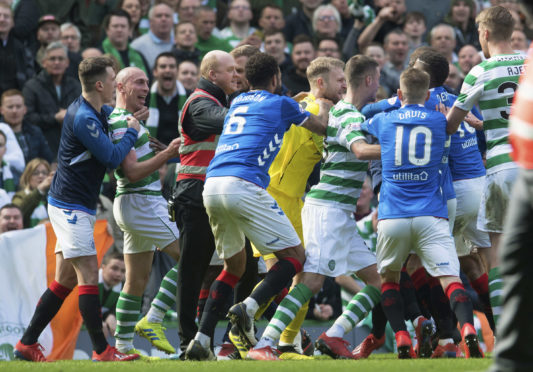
top-left (243, 57), bottom-right (347, 359)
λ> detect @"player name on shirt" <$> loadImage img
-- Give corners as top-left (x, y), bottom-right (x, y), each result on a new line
top-left (207, 90), bottom-right (310, 189)
top-left (398, 109), bottom-right (428, 120)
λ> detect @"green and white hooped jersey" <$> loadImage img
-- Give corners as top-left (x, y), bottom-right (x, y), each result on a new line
top-left (455, 53), bottom-right (526, 174)
top-left (305, 100), bottom-right (368, 211)
top-left (109, 107), bottom-right (161, 197)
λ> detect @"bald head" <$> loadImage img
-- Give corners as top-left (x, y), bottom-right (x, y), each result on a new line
top-left (201, 50), bottom-right (232, 78)
top-left (116, 66), bottom-right (143, 85)
top-left (115, 67), bottom-right (149, 112)
top-left (200, 50), bottom-right (237, 95)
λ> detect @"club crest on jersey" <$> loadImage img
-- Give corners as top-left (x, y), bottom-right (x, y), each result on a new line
top-left (257, 134), bottom-right (283, 166)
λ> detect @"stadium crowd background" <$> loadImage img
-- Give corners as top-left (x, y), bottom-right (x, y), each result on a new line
top-left (0, 0), bottom-right (530, 363)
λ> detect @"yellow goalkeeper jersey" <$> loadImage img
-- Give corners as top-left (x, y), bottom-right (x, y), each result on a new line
top-left (267, 94), bottom-right (323, 198)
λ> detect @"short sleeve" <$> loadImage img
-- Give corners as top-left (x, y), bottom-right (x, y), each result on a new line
top-left (455, 65), bottom-right (485, 112)
top-left (338, 113), bottom-right (366, 150)
top-left (281, 96), bottom-right (311, 129)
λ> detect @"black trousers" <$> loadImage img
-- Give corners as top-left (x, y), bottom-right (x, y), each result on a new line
top-left (175, 203), bottom-right (216, 351)
top-left (491, 169), bottom-right (533, 372)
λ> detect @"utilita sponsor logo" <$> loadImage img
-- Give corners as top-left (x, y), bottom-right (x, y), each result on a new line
top-left (392, 171), bottom-right (428, 181)
top-left (216, 143), bottom-right (240, 153)
top-left (462, 138), bottom-right (477, 149)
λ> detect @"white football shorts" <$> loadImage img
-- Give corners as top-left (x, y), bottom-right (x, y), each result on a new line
top-left (49, 204), bottom-right (97, 259)
top-left (453, 176), bottom-right (491, 256)
top-left (302, 203), bottom-right (376, 277)
top-left (203, 176), bottom-right (301, 260)
top-left (113, 193), bottom-right (179, 254)
top-left (477, 168), bottom-right (518, 233)
top-left (376, 216), bottom-right (459, 277)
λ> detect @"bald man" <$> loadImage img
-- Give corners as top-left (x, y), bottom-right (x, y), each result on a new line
top-left (171, 50), bottom-right (237, 355)
top-left (108, 67), bottom-right (181, 359)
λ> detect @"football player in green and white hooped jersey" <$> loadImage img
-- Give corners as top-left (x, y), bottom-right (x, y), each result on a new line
top-left (108, 67), bottom-right (182, 359)
top-left (444, 5), bottom-right (526, 327)
top-left (249, 55), bottom-right (384, 360)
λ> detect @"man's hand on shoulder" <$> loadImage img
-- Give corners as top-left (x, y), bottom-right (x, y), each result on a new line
top-left (292, 91), bottom-right (309, 102)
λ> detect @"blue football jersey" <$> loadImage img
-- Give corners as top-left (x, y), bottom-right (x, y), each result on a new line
top-left (48, 96), bottom-right (137, 213)
top-left (362, 87), bottom-right (485, 182)
top-left (206, 91), bottom-right (310, 188)
top-left (362, 104), bottom-right (448, 219)
top-left (429, 87), bottom-right (485, 181)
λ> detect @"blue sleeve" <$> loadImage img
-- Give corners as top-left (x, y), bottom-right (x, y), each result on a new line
top-left (361, 116), bottom-right (380, 138)
top-left (73, 116), bottom-right (138, 169)
top-left (361, 97), bottom-right (399, 118)
top-left (281, 97), bottom-right (311, 129)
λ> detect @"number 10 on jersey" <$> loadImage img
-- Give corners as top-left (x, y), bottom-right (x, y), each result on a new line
top-left (394, 125), bottom-right (432, 166)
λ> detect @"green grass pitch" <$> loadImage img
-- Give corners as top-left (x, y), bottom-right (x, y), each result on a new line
top-left (1, 353), bottom-right (493, 372)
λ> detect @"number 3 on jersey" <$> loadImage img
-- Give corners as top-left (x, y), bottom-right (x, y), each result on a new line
top-left (394, 125), bottom-right (432, 166)
top-left (224, 106), bottom-right (249, 135)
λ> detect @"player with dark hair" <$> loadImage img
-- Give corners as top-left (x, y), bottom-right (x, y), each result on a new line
top-left (184, 52), bottom-right (331, 360)
top-left (248, 55), bottom-right (383, 361)
top-left (14, 57), bottom-right (140, 362)
top-left (363, 67), bottom-right (483, 359)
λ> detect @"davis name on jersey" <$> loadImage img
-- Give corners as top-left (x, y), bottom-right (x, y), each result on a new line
top-left (206, 90), bottom-right (310, 188)
top-left (362, 86), bottom-right (485, 184)
top-left (362, 104), bottom-right (448, 219)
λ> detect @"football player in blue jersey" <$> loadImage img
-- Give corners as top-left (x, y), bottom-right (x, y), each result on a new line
top-left (184, 52), bottom-right (332, 360)
top-left (362, 68), bottom-right (483, 359)
top-left (15, 57), bottom-right (141, 362)
top-left (410, 49), bottom-right (496, 339)
top-left (363, 48), bottom-right (495, 355)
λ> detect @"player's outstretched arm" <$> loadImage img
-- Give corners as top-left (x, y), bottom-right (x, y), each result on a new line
top-left (351, 139), bottom-right (381, 160)
top-left (301, 98), bottom-right (333, 136)
top-left (75, 118), bottom-right (138, 169)
top-left (121, 137), bottom-right (181, 183)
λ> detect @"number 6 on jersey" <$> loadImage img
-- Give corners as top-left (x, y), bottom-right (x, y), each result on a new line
top-left (224, 106), bottom-right (249, 135)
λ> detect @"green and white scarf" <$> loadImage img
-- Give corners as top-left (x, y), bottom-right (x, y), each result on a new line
top-left (28, 192), bottom-right (48, 227)
top-left (102, 38), bottom-right (147, 75)
top-left (1, 160), bottom-right (15, 197)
